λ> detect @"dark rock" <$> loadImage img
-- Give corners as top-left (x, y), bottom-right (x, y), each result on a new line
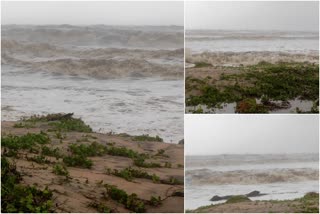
top-left (172, 191), bottom-right (184, 197)
top-left (210, 191), bottom-right (267, 201)
top-left (245, 191), bottom-right (267, 197)
top-left (178, 139), bottom-right (184, 145)
top-left (210, 195), bottom-right (232, 201)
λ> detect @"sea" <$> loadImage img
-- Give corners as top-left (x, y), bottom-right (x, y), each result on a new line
top-left (1, 25), bottom-right (184, 143)
top-left (185, 154), bottom-right (319, 210)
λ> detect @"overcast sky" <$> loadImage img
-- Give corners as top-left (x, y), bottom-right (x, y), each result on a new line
top-left (186, 1), bottom-right (319, 31)
top-left (185, 115), bottom-right (319, 155)
top-left (2, 1), bottom-right (183, 26)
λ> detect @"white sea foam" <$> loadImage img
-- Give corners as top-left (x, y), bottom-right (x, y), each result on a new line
top-left (1, 25), bottom-right (184, 143)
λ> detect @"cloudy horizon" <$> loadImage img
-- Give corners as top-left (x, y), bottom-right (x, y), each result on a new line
top-left (2, 1), bottom-right (183, 26)
top-left (185, 115), bottom-right (319, 156)
top-left (186, 1), bottom-right (319, 31)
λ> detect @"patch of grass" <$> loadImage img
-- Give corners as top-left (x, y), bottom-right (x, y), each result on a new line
top-left (194, 62), bottom-right (212, 68)
top-left (104, 184), bottom-right (145, 213)
top-left (63, 155), bottom-right (93, 169)
top-left (49, 118), bottom-right (92, 133)
top-left (2, 132), bottom-right (50, 151)
top-left (88, 202), bottom-right (112, 213)
top-left (116, 133), bottom-right (131, 137)
top-left (164, 162), bottom-right (172, 168)
top-left (27, 155), bottom-right (51, 164)
top-left (41, 146), bottom-right (62, 159)
top-left (154, 149), bottom-right (169, 158)
top-left (52, 163), bottom-right (69, 177)
top-left (133, 157), bottom-right (161, 168)
top-left (54, 131), bottom-right (66, 140)
top-left (132, 134), bottom-right (163, 142)
top-left (82, 134), bottom-right (97, 139)
top-left (226, 195), bottom-right (251, 203)
top-left (110, 167), bottom-right (160, 183)
top-left (149, 196), bottom-right (162, 206)
top-left (1, 157), bottom-right (53, 213)
top-left (69, 142), bottom-right (107, 157)
top-left (106, 145), bottom-right (148, 159)
top-left (152, 174), bottom-right (160, 183)
top-left (186, 62), bottom-right (319, 112)
top-left (21, 113), bottom-right (92, 132)
top-left (161, 176), bottom-right (184, 185)
top-left (13, 122), bottom-right (35, 129)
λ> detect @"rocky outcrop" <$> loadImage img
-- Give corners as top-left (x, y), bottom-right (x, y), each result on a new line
top-left (210, 191), bottom-right (267, 201)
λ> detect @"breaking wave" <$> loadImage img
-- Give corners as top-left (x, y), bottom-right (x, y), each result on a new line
top-left (186, 50), bottom-right (319, 66)
top-left (186, 30), bottom-right (319, 41)
top-left (2, 25), bottom-right (183, 49)
top-left (186, 168), bottom-right (319, 185)
top-left (2, 38), bottom-right (184, 79)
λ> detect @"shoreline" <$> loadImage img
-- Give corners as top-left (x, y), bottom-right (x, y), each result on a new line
top-left (185, 61), bottom-right (319, 113)
top-left (187, 193), bottom-right (319, 213)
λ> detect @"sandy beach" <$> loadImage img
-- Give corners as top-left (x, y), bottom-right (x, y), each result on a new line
top-left (1, 114), bottom-right (184, 213)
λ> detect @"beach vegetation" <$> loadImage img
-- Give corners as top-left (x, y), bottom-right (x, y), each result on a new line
top-left (149, 196), bottom-right (162, 206)
top-left (109, 167), bottom-right (160, 183)
top-left (63, 155), bottom-right (93, 169)
top-left (2, 132), bottom-right (50, 152)
top-left (13, 122), bottom-right (36, 129)
top-left (52, 163), bottom-right (69, 177)
top-left (226, 195), bottom-right (251, 203)
top-left (133, 157), bottom-right (161, 168)
top-left (132, 134), bottom-right (163, 142)
top-left (27, 155), bottom-right (51, 164)
top-left (104, 184), bottom-right (146, 213)
top-left (186, 62), bottom-right (319, 113)
top-left (88, 201), bottom-right (112, 213)
top-left (41, 146), bottom-right (62, 159)
top-left (194, 62), bottom-right (212, 68)
top-left (1, 157), bottom-right (53, 213)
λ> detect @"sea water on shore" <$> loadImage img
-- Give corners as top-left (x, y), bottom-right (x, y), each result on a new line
top-left (1, 65), bottom-right (184, 143)
top-left (185, 154), bottom-right (319, 210)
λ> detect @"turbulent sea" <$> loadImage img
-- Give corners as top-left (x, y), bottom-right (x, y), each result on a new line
top-left (185, 154), bottom-right (319, 210)
top-left (186, 30), bottom-right (318, 67)
top-left (1, 25), bottom-right (184, 143)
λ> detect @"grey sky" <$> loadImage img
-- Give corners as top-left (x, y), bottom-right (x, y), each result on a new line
top-left (2, 1), bottom-right (183, 26)
top-left (186, 1), bottom-right (319, 31)
top-left (185, 115), bottom-right (319, 155)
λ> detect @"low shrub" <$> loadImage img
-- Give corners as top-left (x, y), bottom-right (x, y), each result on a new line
top-left (110, 167), bottom-right (159, 183)
top-left (132, 134), bottom-right (163, 142)
top-left (2, 132), bottom-right (50, 151)
top-left (63, 155), bottom-right (93, 169)
top-left (1, 157), bottom-right (53, 213)
top-left (41, 146), bottom-right (62, 159)
top-left (133, 157), bottom-right (161, 168)
top-left (104, 184), bottom-right (145, 213)
top-left (149, 196), bottom-right (162, 206)
top-left (52, 164), bottom-right (69, 177)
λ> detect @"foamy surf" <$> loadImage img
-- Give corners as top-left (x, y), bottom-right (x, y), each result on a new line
top-left (1, 25), bottom-right (184, 143)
